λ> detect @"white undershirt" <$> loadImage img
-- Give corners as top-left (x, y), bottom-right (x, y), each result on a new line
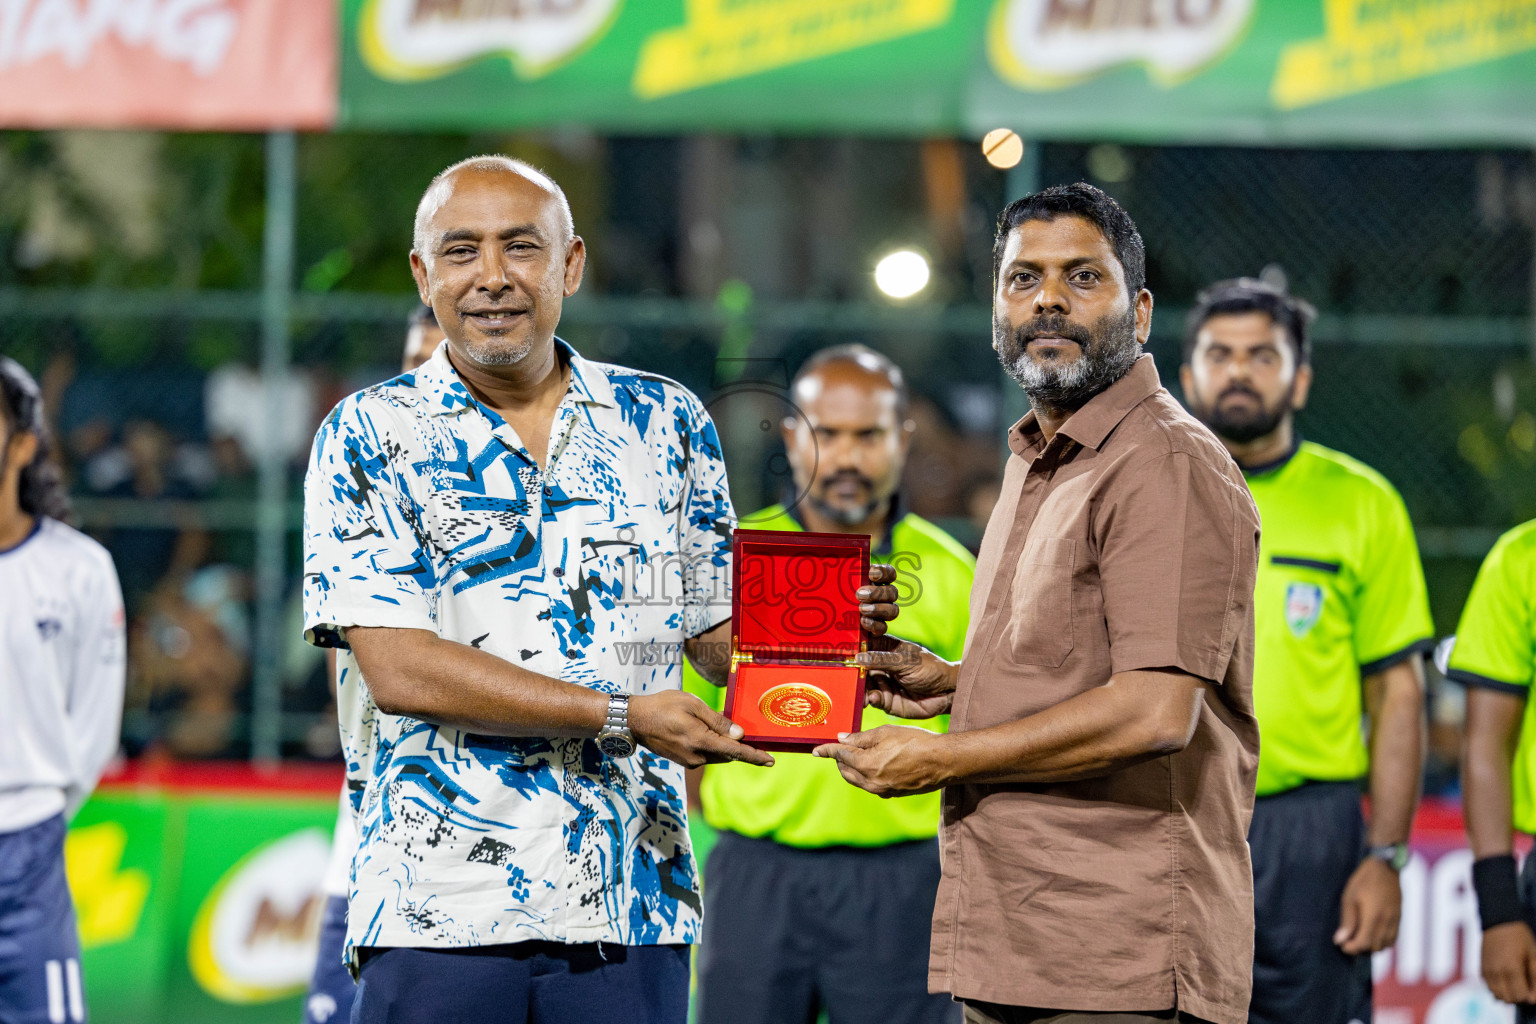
top-left (0, 517), bottom-right (126, 833)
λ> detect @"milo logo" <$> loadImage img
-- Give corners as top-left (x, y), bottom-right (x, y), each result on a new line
top-left (988, 0), bottom-right (1255, 89)
top-left (360, 0), bottom-right (623, 81)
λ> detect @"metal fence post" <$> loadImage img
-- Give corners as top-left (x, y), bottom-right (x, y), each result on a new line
top-left (252, 130), bottom-right (296, 764)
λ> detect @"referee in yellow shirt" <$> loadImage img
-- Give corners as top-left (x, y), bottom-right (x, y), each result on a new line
top-left (1455, 519), bottom-right (1536, 1016)
top-left (687, 346), bottom-right (975, 1024)
top-left (1180, 279), bottom-right (1433, 1023)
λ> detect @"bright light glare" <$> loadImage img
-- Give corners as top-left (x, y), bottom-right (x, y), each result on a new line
top-left (982, 128), bottom-right (1023, 170)
top-left (874, 249), bottom-right (930, 300)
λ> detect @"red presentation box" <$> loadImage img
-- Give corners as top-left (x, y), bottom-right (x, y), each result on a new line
top-left (723, 529), bottom-right (870, 752)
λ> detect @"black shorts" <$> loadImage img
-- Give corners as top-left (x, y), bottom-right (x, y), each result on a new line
top-left (1248, 781), bottom-right (1372, 1024)
top-left (696, 831), bottom-right (958, 1024)
top-left (1519, 852), bottom-right (1536, 1024)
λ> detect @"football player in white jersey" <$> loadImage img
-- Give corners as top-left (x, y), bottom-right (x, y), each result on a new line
top-left (0, 356), bottom-right (126, 1024)
top-left (302, 306), bottom-right (445, 1024)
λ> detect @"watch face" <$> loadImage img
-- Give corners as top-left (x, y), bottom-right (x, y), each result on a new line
top-left (598, 732), bottom-right (636, 758)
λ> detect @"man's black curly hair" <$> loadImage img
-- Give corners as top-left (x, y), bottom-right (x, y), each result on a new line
top-left (992, 182), bottom-right (1146, 296)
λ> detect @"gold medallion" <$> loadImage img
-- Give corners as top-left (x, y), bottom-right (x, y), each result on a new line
top-left (759, 683), bottom-right (833, 728)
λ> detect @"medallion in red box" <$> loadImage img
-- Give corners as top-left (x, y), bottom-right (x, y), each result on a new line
top-left (723, 529), bottom-right (870, 752)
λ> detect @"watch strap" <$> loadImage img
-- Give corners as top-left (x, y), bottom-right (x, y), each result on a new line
top-left (1366, 842), bottom-right (1409, 872)
top-left (603, 694), bottom-right (631, 737)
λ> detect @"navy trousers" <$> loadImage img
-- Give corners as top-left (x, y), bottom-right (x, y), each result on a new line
top-left (302, 896), bottom-right (355, 1024)
top-left (351, 940), bottom-right (690, 1024)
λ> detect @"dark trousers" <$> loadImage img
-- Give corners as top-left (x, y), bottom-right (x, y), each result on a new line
top-left (0, 815), bottom-right (85, 1024)
top-left (1519, 853), bottom-right (1536, 1024)
top-left (351, 941), bottom-right (689, 1024)
top-left (302, 895), bottom-right (355, 1024)
top-left (696, 831), bottom-right (959, 1024)
top-left (1248, 781), bottom-right (1371, 1024)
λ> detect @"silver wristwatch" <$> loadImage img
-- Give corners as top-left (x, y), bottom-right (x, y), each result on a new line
top-left (596, 694), bottom-right (636, 758)
top-left (1366, 842), bottom-right (1410, 872)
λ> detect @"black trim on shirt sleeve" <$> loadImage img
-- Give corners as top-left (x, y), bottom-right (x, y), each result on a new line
top-left (1445, 668), bottom-right (1530, 696)
top-left (1359, 637), bottom-right (1436, 677)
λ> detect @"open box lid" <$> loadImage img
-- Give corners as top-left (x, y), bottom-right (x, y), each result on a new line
top-left (732, 528), bottom-right (869, 658)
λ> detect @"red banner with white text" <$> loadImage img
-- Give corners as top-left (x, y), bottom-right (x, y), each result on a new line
top-left (0, 0), bottom-right (336, 130)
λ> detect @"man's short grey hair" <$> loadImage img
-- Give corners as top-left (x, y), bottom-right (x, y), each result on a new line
top-left (412, 155), bottom-right (575, 258)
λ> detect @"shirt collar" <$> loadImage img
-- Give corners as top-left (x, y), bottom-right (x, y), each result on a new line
top-left (1007, 353), bottom-right (1162, 456)
top-left (413, 342), bottom-right (474, 417)
top-left (561, 340), bottom-right (617, 409)
top-left (1240, 433), bottom-right (1303, 478)
top-left (414, 337), bottom-right (616, 417)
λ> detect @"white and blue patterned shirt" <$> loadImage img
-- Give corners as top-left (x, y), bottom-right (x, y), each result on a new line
top-left (302, 340), bottom-right (734, 961)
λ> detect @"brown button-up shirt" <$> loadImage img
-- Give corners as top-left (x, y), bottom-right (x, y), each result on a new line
top-left (929, 355), bottom-right (1260, 1024)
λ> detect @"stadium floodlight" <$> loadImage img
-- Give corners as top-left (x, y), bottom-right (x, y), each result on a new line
top-left (874, 249), bottom-right (930, 300)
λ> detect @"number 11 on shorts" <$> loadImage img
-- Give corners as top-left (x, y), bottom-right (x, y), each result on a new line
top-left (44, 958), bottom-right (83, 1023)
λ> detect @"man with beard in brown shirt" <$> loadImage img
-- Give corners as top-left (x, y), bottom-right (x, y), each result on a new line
top-left (815, 183), bottom-right (1261, 1024)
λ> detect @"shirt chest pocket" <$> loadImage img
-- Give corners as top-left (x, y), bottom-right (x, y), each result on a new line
top-left (1008, 537), bottom-right (1076, 668)
top-left (571, 493), bottom-right (677, 634)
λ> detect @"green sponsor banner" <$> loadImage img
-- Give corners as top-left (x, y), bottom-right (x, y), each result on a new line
top-left (340, 0), bottom-right (980, 134)
top-left (968, 0), bottom-right (1536, 145)
top-left (67, 788), bottom-right (337, 1024)
top-left (339, 0), bottom-right (1536, 145)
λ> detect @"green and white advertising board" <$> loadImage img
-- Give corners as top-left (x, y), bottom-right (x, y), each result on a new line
top-left (339, 0), bottom-right (1536, 145)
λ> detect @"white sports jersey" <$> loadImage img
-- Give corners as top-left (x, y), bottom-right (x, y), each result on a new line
top-left (0, 517), bottom-right (126, 833)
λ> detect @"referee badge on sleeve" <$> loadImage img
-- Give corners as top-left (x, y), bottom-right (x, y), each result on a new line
top-left (1284, 582), bottom-right (1324, 638)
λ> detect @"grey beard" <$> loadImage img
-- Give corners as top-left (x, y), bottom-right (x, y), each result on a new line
top-left (999, 308), bottom-right (1140, 409)
top-left (459, 336), bottom-right (532, 367)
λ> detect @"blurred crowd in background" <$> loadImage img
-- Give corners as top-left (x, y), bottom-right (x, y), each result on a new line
top-left (4, 130), bottom-right (1534, 791)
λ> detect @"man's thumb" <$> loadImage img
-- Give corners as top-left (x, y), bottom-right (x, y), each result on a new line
top-left (698, 704), bottom-right (742, 738)
top-left (1334, 898), bottom-right (1358, 946)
